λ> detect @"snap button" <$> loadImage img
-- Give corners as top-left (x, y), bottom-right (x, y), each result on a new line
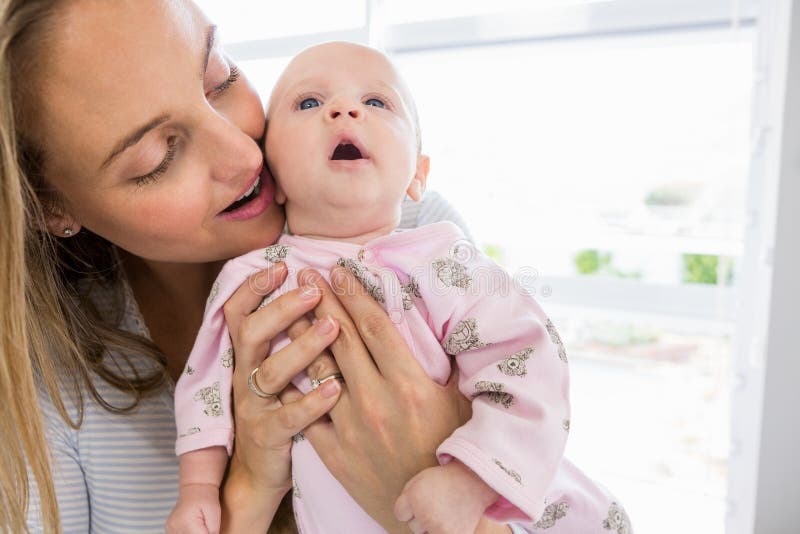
top-left (389, 310), bottom-right (403, 324)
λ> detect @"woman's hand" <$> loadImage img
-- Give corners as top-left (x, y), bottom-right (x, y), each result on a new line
top-left (218, 263), bottom-right (343, 533)
top-left (285, 267), bottom-right (473, 533)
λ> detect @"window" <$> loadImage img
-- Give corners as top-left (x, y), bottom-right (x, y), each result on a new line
top-left (199, 3), bottom-right (763, 532)
top-left (384, 0), bottom-right (612, 24)
top-left (195, 0), bottom-right (365, 42)
top-left (394, 29), bottom-right (751, 534)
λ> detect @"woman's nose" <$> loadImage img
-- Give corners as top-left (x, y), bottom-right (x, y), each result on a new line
top-left (204, 117), bottom-right (262, 183)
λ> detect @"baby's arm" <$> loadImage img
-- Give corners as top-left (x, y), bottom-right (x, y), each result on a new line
top-left (167, 447), bottom-right (228, 534)
top-left (170, 255), bottom-right (267, 532)
top-left (410, 223), bottom-right (571, 524)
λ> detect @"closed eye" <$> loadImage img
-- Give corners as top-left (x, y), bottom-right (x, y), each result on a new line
top-left (134, 137), bottom-right (179, 187)
top-left (209, 64), bottom-right (241, 98)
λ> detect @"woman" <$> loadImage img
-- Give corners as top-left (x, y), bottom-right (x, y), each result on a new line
top-left (0, 0), bottom-right (494, 532)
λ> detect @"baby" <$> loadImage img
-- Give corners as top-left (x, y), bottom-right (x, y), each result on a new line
top-left (170, 42), bottom-right (626, 534)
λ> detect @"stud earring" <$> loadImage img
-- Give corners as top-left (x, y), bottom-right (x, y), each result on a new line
top-left (63, 227), bottom-right (74, 237)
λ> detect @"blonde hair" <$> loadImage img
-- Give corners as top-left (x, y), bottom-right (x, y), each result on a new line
top-left (1, 1), bottom-right (168, 531)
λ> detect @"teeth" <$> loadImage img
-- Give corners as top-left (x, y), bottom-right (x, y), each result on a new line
top-left (236, 180), bottom-right (258, 201)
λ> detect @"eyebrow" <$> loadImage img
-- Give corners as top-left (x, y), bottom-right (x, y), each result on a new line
top-left (99, 26), bottom-right (217, 171)
top-left (201, 25), bottom-right (217, 80)
top-left (282, 77), bottom-right (326, 98)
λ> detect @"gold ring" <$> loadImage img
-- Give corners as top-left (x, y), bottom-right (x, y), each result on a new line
top-left (247, 367), bottom-right (277, 399)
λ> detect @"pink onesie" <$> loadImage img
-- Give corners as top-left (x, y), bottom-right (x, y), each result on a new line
top-left (174, 222), bottom-right (631, 533)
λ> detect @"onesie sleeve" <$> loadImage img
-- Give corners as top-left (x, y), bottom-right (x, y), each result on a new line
top-left (173, 251), bottom-right (266, 456)
top-left (415, 223), bottom-right (570, 523)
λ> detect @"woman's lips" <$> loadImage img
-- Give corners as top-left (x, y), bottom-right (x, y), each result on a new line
top-left (216, 165), bottom-right (276, 221)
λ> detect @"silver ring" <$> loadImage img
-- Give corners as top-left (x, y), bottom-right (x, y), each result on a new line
top-left (310, 373), bottom-right (344, 390)
top-left (247, 367), bottom-right (277, 399)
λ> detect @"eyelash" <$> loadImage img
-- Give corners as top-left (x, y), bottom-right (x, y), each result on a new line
top-left (292, 91), bottom-right (323, 110)
top-left (364, 92), bottom-right (394, 111)
top-left (210, 64), bottom-right (241, 98)
top-left (135, 137), bottom-right (178, 187)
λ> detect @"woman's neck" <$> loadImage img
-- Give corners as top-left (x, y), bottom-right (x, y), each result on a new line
top-left (120, 252), bottom-right (225, 380)
top-left (121, 253), bottom-right (223, 304)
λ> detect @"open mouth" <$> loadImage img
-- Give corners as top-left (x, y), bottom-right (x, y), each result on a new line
top-left (330, 141), bottom-right (366, 161)
top-left (222, 177), bottom-right (262, 213)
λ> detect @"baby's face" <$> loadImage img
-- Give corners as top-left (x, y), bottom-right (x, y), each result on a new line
top-left (265, 42), bottom-right (427, 239)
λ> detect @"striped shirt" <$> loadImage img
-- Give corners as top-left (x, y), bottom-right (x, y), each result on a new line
top-left (27, 192), bottom-right (476, 534)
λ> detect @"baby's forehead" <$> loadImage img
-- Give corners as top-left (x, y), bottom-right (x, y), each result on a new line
top-left (290, 42), bottom-right (394, 74)
top-left (272, 43), bottom-right (411, 102)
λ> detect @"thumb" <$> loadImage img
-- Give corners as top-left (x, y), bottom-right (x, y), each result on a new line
top-left (444, 367), bottom-right (472, 423)
top-left (206, 505), bottom-right (221, 534)
top-left (393, 489), bottom-right (414, 522)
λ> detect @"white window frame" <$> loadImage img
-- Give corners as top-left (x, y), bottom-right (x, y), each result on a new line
top-left (380, 0), bottom-right (757, 51)
top-left (224, 0), bottom-right (759, 58)
top-left (726, 1), bottom-right (800, 532)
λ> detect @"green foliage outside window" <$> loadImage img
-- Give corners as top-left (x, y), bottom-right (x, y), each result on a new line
top-left (682, 254), bottom-right (734, 285)
top-left (575, 249), bottom-right (612, 275)
top-left (574, 249), bottom-right (641, 279)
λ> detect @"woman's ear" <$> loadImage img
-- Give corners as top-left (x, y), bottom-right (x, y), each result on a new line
top-left (407, 154), bottom-right (430, 202)
top-left (44, 212), bottom-right (81, 238)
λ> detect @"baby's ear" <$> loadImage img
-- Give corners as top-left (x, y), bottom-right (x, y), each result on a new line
top-left (407, 154), bottom-right (430, 202)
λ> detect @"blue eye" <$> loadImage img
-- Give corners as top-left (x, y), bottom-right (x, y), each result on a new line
top-left (365, 98), bottom-right (385, 108)
top-left (298, 98), bottom-right (321, 110)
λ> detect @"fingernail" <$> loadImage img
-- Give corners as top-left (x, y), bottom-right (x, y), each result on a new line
top-left (299, 269), bottom-right (319, 286)
top-left (300, 284), bottom-right (321, 300)
top-left (331, 266), bottom-right (346, 285)
top-left (315, 316), bottom-right (335, 335)
top-left (320, 379), bottom-right (340, 398)
top-left (297, 269), bottom-right (310, 285)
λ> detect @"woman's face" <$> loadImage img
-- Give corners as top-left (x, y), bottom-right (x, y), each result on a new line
top-left (35, 0), bottom-right (283, 263)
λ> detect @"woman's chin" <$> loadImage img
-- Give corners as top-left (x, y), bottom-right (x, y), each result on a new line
top-left (219, 206), bottom-right (286, 258)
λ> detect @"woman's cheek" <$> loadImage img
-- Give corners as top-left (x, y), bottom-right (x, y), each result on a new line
top-left (131, 193), bottom-right (208, 237)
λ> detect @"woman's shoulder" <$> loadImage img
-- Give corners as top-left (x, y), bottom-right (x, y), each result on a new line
top-left (34, 367), bottom-right (179, 532)
top-left (34, 340), bottom-right (178, 477)
top-left (400, 190), bottom-right (473, 241)
top-left (39, 276), bottom-right (171, 437)
top-left (36, 360), bottom-right (175, 443)
top-left (79, 276), bottom-right (152, 339)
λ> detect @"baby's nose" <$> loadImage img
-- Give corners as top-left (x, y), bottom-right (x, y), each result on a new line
top-left (328, 106), bottom-right (360, 120)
